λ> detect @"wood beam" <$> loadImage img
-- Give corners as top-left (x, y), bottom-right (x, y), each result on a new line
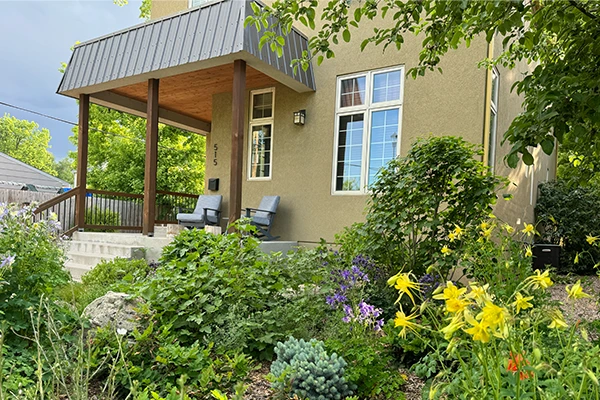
top-left (143, 79), bottom-right (159, 236)
top-left (228, 60), bottom-right (246, 227)
top-left (75, 94), bottom-right (89, 230)
top-left (91, 91), bottom-right (211, 134)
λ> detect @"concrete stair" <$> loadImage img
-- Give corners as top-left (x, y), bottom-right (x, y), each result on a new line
top-left (65, 232), bottom-right (149, 281)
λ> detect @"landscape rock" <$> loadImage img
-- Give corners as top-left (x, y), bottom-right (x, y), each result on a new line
top-left (83, 291), bottom-right (142, 333)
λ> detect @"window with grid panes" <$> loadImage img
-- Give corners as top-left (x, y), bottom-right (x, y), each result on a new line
top-left (334, 67), bottom-right (404, 193)
top-left (248, 88), bottom-right (274, 179)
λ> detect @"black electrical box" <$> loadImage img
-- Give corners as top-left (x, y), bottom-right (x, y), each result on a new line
top-left (208, 178), bottom-right (219, 191)
top-left (532, 244), bottom-right (560, 270)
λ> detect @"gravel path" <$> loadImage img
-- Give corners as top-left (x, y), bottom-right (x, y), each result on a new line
top-left (549, 275), bottom-right (600, 325)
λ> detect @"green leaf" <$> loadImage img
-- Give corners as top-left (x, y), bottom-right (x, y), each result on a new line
top-left (522, 150), bottom-right (534, 166)
top-left (342, 29), bottom-right (351, 43)
top-left (541, 138), bottom-right (554, 155)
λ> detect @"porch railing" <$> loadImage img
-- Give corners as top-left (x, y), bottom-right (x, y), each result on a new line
top-left (33, 187), bottom-right (198, 236)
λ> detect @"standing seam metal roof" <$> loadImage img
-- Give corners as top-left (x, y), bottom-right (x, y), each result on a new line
top-left (57, 0), bottom-right (315, 94)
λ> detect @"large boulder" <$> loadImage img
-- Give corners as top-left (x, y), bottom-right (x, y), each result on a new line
top-left (83, 291), bottom-right (142, 333)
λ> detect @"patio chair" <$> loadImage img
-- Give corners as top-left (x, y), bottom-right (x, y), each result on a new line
top-left (177, 195), bottom-right (222, 229)
top-left (245, 195), bottom-right (280, 241)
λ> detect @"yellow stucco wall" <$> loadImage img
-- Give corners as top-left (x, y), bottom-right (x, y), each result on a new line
top-left (489, 38), bottom-right (557, 230)
top-left (150, 1), bottom-right (556, 243)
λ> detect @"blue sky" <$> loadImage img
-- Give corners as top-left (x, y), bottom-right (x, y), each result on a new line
top-left (0, 0), bottom-right (143, 159)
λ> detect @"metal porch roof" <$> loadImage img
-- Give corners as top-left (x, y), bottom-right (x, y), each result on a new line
top-left (57, 0), bottom-right (315, 96)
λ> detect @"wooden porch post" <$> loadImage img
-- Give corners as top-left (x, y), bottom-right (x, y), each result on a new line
top-left (228, 59), bottom-right (246, 226)
top-left (75, 94), bottom-right (89, 230)
top-left (143, 78), bottom-right (159, 236)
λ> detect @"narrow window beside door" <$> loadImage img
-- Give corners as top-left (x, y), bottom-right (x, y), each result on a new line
top-left (249, 88), bottom-right (275, 180)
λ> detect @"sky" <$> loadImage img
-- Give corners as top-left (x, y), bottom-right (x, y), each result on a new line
top-left (0, 0), bottom-right (143, 160)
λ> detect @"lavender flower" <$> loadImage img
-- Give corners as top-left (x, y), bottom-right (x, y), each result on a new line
top-left (419, 273), bottom-right (441, 298)
top-left (0, 255), bottom-right (15, 268)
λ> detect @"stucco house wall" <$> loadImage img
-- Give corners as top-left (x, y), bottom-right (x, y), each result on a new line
top-left (150, 1), bottom-right (556, 243)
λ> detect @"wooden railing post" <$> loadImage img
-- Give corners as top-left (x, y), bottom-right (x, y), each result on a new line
top-left (143, 79), bottom-right (159, 236)
top-left (75, 94), bottom-right (89, 230)
top-left (228, 60), bottom-right (246, 227)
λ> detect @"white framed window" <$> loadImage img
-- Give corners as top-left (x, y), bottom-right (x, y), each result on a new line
top-left (488, 68), bottom-right (499, 171)
top-left (332, 66), bottom-right (404, 194)
top-left (248, 88), bottom-right (275, 180)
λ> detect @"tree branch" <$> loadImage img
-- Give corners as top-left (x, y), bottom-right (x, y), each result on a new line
top-left (568, 0), bottom-right (600, 22)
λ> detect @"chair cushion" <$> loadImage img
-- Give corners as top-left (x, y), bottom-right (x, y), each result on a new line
top-left (253, 196), bottom-right (280, 226)
top-left (192, 195), bottom-right (222, 224)
top-left (177, 213), bottom-right (205, 223)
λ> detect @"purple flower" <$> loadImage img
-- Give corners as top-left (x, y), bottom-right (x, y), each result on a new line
top-left (0, 255), bottom-right (15, 268)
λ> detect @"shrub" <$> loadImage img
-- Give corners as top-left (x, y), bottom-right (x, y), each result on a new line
top-left (536, 180), bottom-right (600, 274)
top-left (137, 223), bottom-right (330, 359)
top-left (81, 257), bottom-right (150, 287)
top-left (0, 204), bottom-right (70, 335)
top-left (364, 136), bottom-right (507, 276)
top-left (85, 206), bottom-right (120, 232)
top-left (270, 337), bottom-right (354, 399)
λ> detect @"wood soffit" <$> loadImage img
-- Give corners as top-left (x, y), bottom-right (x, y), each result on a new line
top-left (110, 64), bottom-right (277, 123)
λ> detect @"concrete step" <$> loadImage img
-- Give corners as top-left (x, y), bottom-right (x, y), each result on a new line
top-left (68, 240), bottom-right (145, 259)
top-left (72, 231), bottom-right (172, 247)
top-left (64, 261), bottom-right (92, 281)
top-left (67, 251), bottom-right (121, 267)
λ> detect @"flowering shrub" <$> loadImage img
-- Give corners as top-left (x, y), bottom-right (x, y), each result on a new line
top-left (389, 222), bottom-right (600, 399)
top-left (0, 203), bottom-right (69, 334)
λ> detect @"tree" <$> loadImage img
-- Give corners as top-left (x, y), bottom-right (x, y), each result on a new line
top-left (247, 0), bottom-right (600, 167)
top-left (54, 158), bottom-right (74, 184)
top-left (0, 114), bottom-right (57, 175)
top-left (68, 105), bottom-right (206, 195)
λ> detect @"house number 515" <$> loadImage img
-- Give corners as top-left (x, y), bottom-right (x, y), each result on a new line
top-left (213, 144), bottom-right (218, 166)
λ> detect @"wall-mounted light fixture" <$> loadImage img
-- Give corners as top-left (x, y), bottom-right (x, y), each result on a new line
top-left (293, 109), bottom-right (306, 126)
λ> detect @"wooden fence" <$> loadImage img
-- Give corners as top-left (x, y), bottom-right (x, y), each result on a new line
top-left (0, 189), bottom-right (59, 205)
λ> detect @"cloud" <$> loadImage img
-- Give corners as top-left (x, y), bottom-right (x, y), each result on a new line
top-left (0, 0), bottom-right (142, 159)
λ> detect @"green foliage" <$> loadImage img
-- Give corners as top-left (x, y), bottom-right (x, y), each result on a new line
top-left (85, 206), bottom-right (120, 230)
top-left (54, 157), bottom-right (74, 184)
top-left (0, 204), bottom-right (70, 336)
top-left (69, 105), bottom-right (206, 194)
top-left (81, 257), bottom-right (150, 287)
top-left (536, 180), bottom-right (600, 274)
top-left (137, 225), bottom-right (330, 359)
top-left (248, 0), bottom-right (600, 166)
top-left (0, 113), bottom-right (58, 176)
top-left (325, 332), bottom-right (405, 400)
top-left (270, 337), bottom-right (354, 400)
top-left (365, 136), bottom-right (506, 276)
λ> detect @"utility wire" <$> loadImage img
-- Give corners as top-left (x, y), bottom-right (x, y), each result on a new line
top-left (0, 100), bottom-right (198, 152)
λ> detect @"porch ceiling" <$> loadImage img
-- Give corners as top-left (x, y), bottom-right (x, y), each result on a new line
top-left (110, 64), bottom-right (277, 123)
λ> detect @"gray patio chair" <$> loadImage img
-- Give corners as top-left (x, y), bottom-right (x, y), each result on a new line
top-left (177, 195), bottom-right (222, 229)
top-left (245, 195), bottom-right (280, 241)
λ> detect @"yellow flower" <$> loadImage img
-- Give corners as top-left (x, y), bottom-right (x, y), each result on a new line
top-left (433, 281), bottom-right (467, 301)
top-left (522, 223), bottom-right (536, 237)
top-left (480, 222), bottom-right (490, 230)
top-left (467, 283), bottom-right (491, 305)
top-left (480, 302), bottom-right (509, 330)
top-left (394, 308), bottom-right (421, 339)
top-left (526, 269), bottom-right (553, 290)
top-left (566, 280), bottom-right (591, 300)
top-left (440, 314), bottom-right (464, 340)
top-left (574, 252), bottom-right (580, 264)
top-left (480, 227), bottom-right (493, 240)
top-left (453, 225), bottom-right (465, 238)
top-left (512, 292), bottom-right (534, 314)
top-left (525, 245), bottom-right (533, 258)
top-left (464, 311), bottom-right (491, 343)
top-left (445, 297), bottom-right (470, 314)
top-left (548, 310), bottom-right (568, 329)
top-left (504, 224), bottom-right (515, 234)
top-left (587, 235), bottom-right (599, 245)
top-left (448, 232), bottom-right (457, 242)
top-left (391, 272), bottom-right (421, 305)
top-left (441, 245), bottom-right (451, 256)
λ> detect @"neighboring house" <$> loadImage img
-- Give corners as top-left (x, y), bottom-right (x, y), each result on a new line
top-left (0, 152), bottom-right (70, 193)
top-left (57, 0), bottom-right (556, 243)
